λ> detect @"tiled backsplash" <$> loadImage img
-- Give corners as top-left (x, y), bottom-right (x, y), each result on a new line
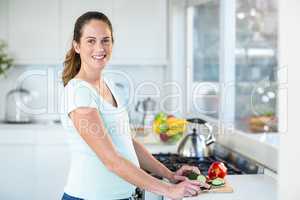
top-left (0, 65), bottom-right (166, 122)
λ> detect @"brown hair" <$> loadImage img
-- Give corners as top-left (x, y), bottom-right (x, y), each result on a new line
top-left (62, 11), bottom-right (114, 86)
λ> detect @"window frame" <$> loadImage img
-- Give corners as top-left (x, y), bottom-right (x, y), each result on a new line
top-left (186, 0), bottom-right (236, 134)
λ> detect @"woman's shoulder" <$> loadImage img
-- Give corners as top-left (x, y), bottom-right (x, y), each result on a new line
top-left (65, 78), bottom-right (94, 90)
top-left (64, 78), bottom-right (98, 98)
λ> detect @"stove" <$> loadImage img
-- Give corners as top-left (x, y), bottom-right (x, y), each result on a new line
top-left (152, 153), bottom-right (243, 176)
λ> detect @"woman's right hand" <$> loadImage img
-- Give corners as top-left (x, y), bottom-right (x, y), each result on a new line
top-left (166, 179), bottom-right (201, 200)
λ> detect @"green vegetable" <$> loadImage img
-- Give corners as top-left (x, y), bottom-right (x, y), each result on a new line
top-left (197, 174), bottom-right (207, 183)
top-left (211, 178), bottom-right (225, 186)
top-left (184, 171), bottom-right (199, 180)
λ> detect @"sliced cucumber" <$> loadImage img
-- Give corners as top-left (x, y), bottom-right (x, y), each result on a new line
top-left (197, 174), bottom-right (207, 183)
top-left (187, 171), bottom-right (199, 180)
top-left (211, 178), bottom-right (225, 186)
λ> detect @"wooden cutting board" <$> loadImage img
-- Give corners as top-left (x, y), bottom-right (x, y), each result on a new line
top-left (202, 179), bottom-right (233, 193)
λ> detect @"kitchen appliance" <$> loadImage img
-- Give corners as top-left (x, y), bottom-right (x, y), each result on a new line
top-left (153, 154), bottom-right (240, 176)
top-left (177, 118), bottom-right (215, 158)
top-left (135, 97), bottom-right (156, 128)
top-left (153, 144), bottom-right (264, 175)
top-left (5, 87), bottom-right (33, 123)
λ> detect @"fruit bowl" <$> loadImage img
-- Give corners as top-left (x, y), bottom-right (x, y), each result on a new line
top-left (152, 112), bottom-right (187, 144)
top-left (247, 115), bottom-right (278, 133)
top-left (156, 132), bottom-right (183, 144)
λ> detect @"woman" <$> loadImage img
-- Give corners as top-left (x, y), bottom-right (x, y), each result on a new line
top-left (61, 11), bottom-right (208, 200)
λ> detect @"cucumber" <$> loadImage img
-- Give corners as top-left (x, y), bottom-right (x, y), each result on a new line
top-left (197, 174), bottom-right (207, 183)
top-left (187, 171), bottom-right (199, 180)
top-left (211, 178), bottom-right (225, 186)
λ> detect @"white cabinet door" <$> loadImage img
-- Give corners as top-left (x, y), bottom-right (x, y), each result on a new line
top-left (35, 144), bottom-right (70, 200)
top-left (0, 130), bottom-right (36, 200)
top-left (35, 129), bottom-right (70, 200)
top-left (4, 0), bottom-right (168, 65)
top-left (0, 0), bottom-right (8, 41)
top-left (60, 0), bottom-right (113, 61)
top-left (8, 0), bottom-right (60, 64)
top-left (0, 145), bottom-right (35, 200)
top-left (0, 128), bottom-right (70, 200)
top-left (112, 0), bottom-right (167, 65)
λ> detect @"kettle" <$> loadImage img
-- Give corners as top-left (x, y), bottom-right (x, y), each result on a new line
top-left (5, 87), bottom-right (33, 123)
top-left (177, 118), bottom-right (215, 158)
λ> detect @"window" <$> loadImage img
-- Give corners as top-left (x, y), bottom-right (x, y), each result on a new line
top-left (187, 0), bottom-right (278, 133)
top-left (235, 0), bottom-right (278, 133)
top-left (187, 0), bottom-right (220, 119)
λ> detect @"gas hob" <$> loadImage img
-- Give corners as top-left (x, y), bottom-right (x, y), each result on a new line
top-left (152, 153), bottom-right (243, 175)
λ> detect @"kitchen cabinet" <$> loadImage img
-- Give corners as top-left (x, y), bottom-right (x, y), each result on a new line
top-left (0, 125), bottom-right (70, 200)
top-left (35, 145), bottom-right (70, 200)
top-left (0, 130), bottom-right (36, 200)
top-left (0, 0), bottom-right (8, 41)
top-left (0, 124), bottom-right (167, 200)
top-left (3, 0), bottom-right (168, 65)
top-left (60, 0), bottom-right (167, 65)
top-left (0, 123), bottom-right (172, 200)
top-left (8, 0), bottom-right (60, 65)
top-left (111, 0), bottom-right (168, 65)
top-left (0, 145), bottom-right (35, 199)
top-left (35, 129), bottom-right (70, 200)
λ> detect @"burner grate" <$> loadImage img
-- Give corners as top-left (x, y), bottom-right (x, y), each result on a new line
top-left (153, 153), bottom-right (243, 175)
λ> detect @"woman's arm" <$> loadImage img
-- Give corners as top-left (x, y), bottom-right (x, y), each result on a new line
top-left (132, 138), bottom-right (211, 189)
top-left (69, 107), bottom-right (200, 198)
top-left (132, 138), bottom-right (176, 181)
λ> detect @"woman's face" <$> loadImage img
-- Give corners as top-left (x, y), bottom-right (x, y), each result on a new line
top-left (73, 19), bottom-right (113, 71)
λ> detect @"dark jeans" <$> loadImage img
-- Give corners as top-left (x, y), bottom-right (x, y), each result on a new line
top-left (61, 193), bottom-right (131, 200)
top-left (61, 193), bottom-right (83, 200)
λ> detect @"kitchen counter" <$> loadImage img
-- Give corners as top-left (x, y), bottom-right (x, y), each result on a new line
top-left (0, 120), bottom-right (62, 130)
top-left (165, 175), bottom-right (277, 200)
top-left (0, 121), bottom-right (68, 145)
top-left (217, 131), bottom-right (278, 173)
top-left (133, 132), bottom-right (179, 153)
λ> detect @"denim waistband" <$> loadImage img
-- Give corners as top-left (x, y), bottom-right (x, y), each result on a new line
top-left (62, 193), bottom-right (133, 200)
top-left (62, 193), bottom-right (83, 200)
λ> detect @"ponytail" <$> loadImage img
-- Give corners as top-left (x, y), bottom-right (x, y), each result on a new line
top-left (62, 48), bottom-right (81, 86)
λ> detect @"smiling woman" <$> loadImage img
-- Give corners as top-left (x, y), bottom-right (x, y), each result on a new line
top-left (62, 12), bottom-right (114, 87)
top-left (60, 11), bottom-right (208, 200)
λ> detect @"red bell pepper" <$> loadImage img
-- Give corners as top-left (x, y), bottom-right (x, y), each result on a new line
top-left (208, 161), bottom-right (227, 180)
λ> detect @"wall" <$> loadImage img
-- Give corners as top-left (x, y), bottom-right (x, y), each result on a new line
top-left (166, 0), bottom-right (188, 117)
top-left (278, 0), bottom-right (300, 199)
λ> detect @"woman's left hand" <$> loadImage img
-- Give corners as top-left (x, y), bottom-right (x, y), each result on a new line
top-left (169, 165), bottom-right (201, 183)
